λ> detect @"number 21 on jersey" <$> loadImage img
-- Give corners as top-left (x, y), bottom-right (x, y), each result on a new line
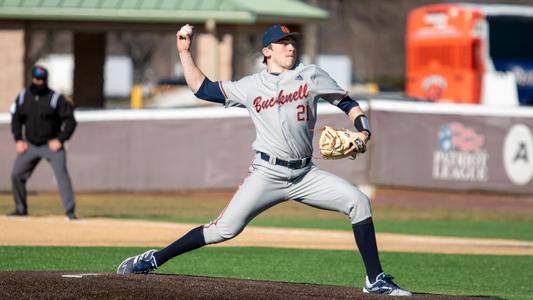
top-left (297, 104), bottom-right (309, 121)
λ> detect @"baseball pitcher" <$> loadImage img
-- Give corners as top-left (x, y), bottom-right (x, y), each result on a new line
top-left (117, 24), bottom-right (411, 296)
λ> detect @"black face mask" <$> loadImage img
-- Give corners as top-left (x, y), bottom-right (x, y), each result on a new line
top-left (30, 82), bottom-right (50, 95)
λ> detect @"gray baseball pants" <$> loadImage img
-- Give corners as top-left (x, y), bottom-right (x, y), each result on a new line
top-left (11, 143), bottom-right (75, 215)
top-left (203, 153), bottom-right (371, 244)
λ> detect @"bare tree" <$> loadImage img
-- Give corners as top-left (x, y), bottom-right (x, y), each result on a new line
top-left (25, 31), bottom-right (55, 82)
top-left (115, 32), bottom-right (159, 84)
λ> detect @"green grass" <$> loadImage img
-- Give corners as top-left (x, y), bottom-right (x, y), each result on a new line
top-left (2, 192), bottom-right (533, 241)
top-left (107, 215), bottom-right (533, 241)
top-left (250, 218), bottom-right (533, 241)
top-left (1, 191), bottom-right (533, 299)
top-left (374, 220), bottom-right (533, 241)
top-left (0, 246), bottom-right (531, 299)
top-left (80, 214), bottom-right (533, 241)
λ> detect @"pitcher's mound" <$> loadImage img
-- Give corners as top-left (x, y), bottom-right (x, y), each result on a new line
top-left (0, 272), bottom-right (492, 299)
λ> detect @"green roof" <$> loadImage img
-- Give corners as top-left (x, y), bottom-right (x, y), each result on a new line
top-left (0, 0), bottom-right (328, 24)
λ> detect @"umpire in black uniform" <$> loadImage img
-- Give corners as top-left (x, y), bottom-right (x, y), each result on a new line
top-left (8, 65), bottom-right (78, 220)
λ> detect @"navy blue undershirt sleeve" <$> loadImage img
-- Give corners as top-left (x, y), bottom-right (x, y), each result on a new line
top-left (194, 77), bottom-right (225, 104)
top-left (336, 96), bottom-right (359, 114)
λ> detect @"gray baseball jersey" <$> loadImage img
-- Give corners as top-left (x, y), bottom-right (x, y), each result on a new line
top-left (221, 63), bottom-right (347, 160)
top-left (202, 63), bottom-right (371, 245)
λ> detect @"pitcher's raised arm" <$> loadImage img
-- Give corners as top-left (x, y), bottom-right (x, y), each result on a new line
top-left (176, 24), bottom-right (205, 93)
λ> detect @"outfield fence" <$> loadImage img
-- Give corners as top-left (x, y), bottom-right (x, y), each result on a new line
top-left (1, 100), bottom-right (532, 193)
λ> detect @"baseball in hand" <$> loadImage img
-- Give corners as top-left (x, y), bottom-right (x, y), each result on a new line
top-left (178, 24), bottom-right (193, 38)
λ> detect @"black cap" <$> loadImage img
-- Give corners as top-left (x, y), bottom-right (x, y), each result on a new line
top-left (262, 25), bottom-right (301, 48)
top-left (31, 65), bottom-right (48, 80)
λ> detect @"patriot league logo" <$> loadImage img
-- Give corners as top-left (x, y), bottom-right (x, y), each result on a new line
top-left (433, 122), bottom-right (489, 182)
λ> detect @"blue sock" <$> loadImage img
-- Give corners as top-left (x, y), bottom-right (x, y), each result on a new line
top-left (352, 217), bottom-right (383, 283)
top-left (153, 225), bottom-right (206, 266)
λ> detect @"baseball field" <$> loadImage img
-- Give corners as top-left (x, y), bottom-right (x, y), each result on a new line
top-left (1, 187), bottom-right (532, 299)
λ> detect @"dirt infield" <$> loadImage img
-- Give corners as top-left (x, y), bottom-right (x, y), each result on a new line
top-left (0, 272), bottom-right (494, 299)
top-left (1, 216), bottom-right (533, 255)
top-left (0, 217), bottom-right (522, 299)
top-left (1, 187), bottom-right (530, 298)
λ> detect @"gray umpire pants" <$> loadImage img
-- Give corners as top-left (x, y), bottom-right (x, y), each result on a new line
top-left (11, 143), bottom-right (75, 215)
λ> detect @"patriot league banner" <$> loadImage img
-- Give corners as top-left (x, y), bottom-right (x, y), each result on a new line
top-left (369, 101), bottom-right (533, 194)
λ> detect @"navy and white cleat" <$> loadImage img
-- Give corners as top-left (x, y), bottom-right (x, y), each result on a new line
top-left (363, 273), bottom-right (412, 296)
top-left (116, 249), bottom-right (158, 274)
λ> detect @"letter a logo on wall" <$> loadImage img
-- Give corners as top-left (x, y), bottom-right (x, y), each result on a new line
top-left (503, 124), bottom-right (533, 185)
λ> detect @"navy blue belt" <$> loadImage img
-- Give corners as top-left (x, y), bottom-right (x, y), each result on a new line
top-left (259, 152), bottom-right (311, 170)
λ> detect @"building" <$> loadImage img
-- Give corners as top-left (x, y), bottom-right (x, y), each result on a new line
top-left (0, 0), bottom-right (327, 110)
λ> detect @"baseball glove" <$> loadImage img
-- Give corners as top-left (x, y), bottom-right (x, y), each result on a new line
top-left (319, 126), bottom-right (368, 160)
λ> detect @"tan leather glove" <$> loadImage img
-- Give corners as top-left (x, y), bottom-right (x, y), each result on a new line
top-left (319, 126), bottom-right (368, 160)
